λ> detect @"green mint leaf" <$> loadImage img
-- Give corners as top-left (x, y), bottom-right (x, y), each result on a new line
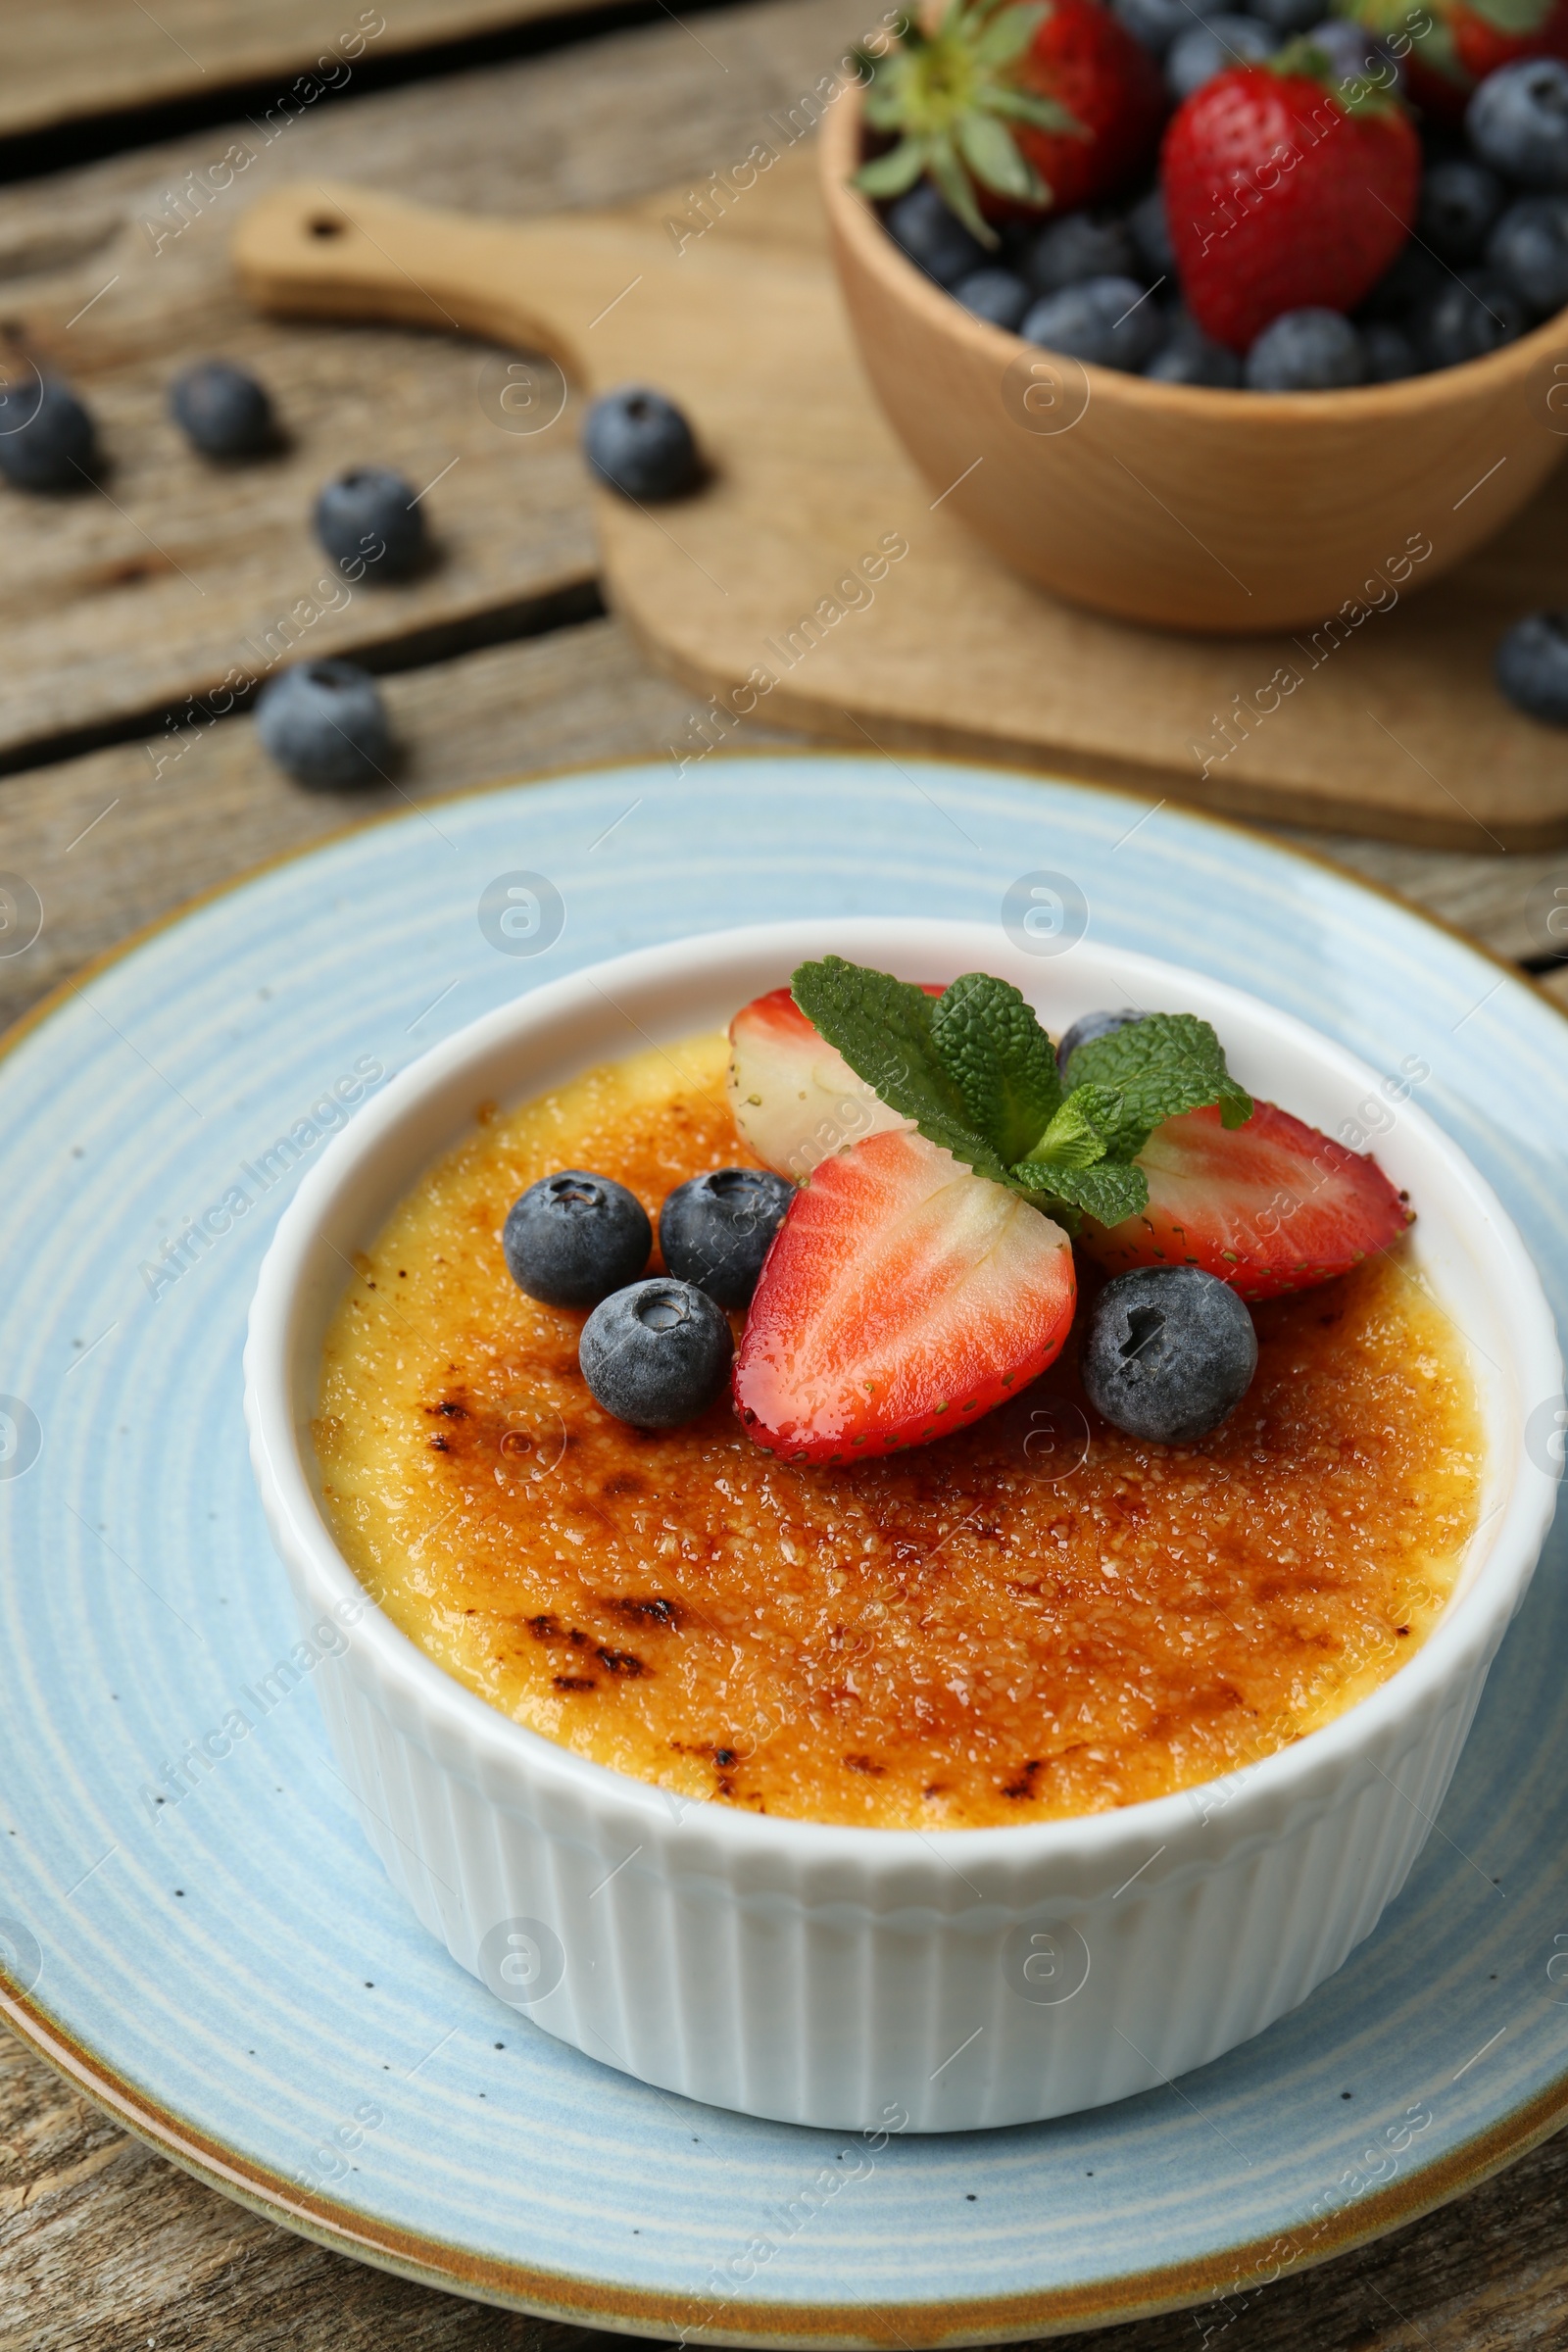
top-left (790, 956), bottom-right (1009, 1183)
top-left (791, 961), bottom-right (1247, 1240)
top-left (1061, 1013), bottom-right (1251, 1157)
top-left (855, 138), bottom-right (931, 198)
top-left (1011, 1158), bottom-right (1150, 1230)
top-left (1026, 1081), bottom-right (1126, 1170)
top-left (928, 972), bottom-right (1061, 1163)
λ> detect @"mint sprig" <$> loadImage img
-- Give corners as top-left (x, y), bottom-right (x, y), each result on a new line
top-left (1060, 1011), bottom-right (1252, 1154)
top-left (790, 958), bottom-right (1253, 1233)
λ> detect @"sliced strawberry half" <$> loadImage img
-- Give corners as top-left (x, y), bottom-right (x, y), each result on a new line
top-left (1079, 1101), bottom-right (1411, 1301)
top-left (727, 984), bottom-right (939, 1181)
top-left (734, 1128), bottom-right (1075, 1463)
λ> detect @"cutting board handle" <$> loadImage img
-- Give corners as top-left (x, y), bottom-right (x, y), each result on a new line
top-left (232, 179), bottom-right (655, 383)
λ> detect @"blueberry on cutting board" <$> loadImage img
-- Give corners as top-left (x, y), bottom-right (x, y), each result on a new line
top-left (0, 375), bottom-right (96, 491)
top-left (583, 387), bottom-right (701, 502)
top-left (171, 361), bottom-right (276, 459)
top-left (315, 465), bottom-right (428, 579)
top-left (255, 661), bottom-right (393, 791)
top-left (504, 1171), bottom-right (652, 1308)
top-left (1082, 1266), bottom-right (1258, 1444)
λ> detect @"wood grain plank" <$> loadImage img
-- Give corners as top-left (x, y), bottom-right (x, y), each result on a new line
top-left (0, 2), bottom-right (622, 144)
top-left (3, 2016), bottom-right (1566, 2351)
top-left (0, 615), bottom-right (796, 1036)
top-left (0, 0), bottom-right (872, 765)
top-left (0, 606), bottom-right (1558, 1041)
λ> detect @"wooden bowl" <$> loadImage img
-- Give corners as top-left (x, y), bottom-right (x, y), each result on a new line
top-left (819, 86), bottom-right (1568, 633)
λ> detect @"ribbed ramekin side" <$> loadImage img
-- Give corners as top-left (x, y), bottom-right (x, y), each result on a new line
top-left (291, 1598), bottom-right (1509, 2131)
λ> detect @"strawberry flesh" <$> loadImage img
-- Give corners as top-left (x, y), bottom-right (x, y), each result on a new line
top-left (1079, 1100), bottom-right (1411, 1300)
top-left (734, 1128), bottom-right (1076, 1462)
top-left (726, 984), bottom-right (939, 1180)
top-left (1161, 65), bottom-right (1420, 351)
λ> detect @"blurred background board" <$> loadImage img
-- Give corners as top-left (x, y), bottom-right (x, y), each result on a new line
top-left (232, 157), bottom-right (1568, 850)
top-left (5, 0), bottom-right (1568, 2346)
top-left (0, 1), bottom-right (627, 143)
top-left (2, 74), bottom-right (1566, 841)
top-left (0, 0), bottom-right (854, 776)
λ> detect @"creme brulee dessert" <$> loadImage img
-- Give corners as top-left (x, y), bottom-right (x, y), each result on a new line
top-left (317, 969), bottom-right (1483, 1832)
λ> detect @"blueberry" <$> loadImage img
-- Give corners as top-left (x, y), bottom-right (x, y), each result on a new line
top-left (1486, 193), bottom-right (1568, 313)
top-left (254, 660), bottom-right (392, 790)
top-left (1126, 186), bottom-right (1175, 277)
top-left (1302, 19), bottom-right (1397, 90)
top-left (1467, 58), bottom-right (1568, 190)
top-left (1245, 0), bottom-right (1320, 31)
top-left (1414, 275), bottom-right (1527, 368)
top-left (1246, 308), bottom-right (1364, 390)
top-left (579, 1278), bottom-right (733, 1430)
top-left (503, 1170), bottom-right (651, 1309)
top-left (1022, 277), bottom-right (1164, 370)
top-left (659, 1167), bottom-right (794, 1308)
top-left (170, 360), bottom-right (275, 459)
top-left (1113, 0), bottom-right (1209, 57)
top-left (1057, 1007), bottom-right (1140, 1077)
top-left (1418, 159), bottom-right (1506, 265)
top-left (0, 374), bottom-right (95, 491)
top-left (314, 466), bottom-right (427, 580)
top-left (1025, 212), bottom-right (1141, 295)
top-left (582, 386), bottom-right (701, 502)
top-left (1356, 240), bottom-right (1447, 322)
top-left (1360, 320), bottom-right (1421, 380)
top-left (954, 268), bottom-right (1031, 330)
top-left (1166, 16), bottom-right (1277, 100)
top-left (1082, 1266), bottom-right (1257, 1444)
top-left (886, 182), bottom-right (988, 286)
top-left (1495, 612), bottom-right (1568, 724)
top-left (1145, 312), bottom-right (1244, 383)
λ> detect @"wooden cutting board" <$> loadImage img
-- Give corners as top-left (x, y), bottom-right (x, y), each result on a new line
top-left (234, 151), bottom-right (1568, 849)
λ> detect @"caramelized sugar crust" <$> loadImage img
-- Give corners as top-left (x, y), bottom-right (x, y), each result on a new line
top-left (317, 1034), bottom-right (1483, 1830)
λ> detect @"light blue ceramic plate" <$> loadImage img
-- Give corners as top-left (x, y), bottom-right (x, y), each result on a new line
top-left (2, 755), bottom-right (1566, 2342)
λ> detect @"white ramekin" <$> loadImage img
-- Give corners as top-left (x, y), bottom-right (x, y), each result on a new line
top-left (244, 918), bottom-right (1561, 2132)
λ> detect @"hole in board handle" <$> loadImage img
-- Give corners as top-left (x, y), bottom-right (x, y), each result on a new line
top-left (310, 216), bottom-right (346, 239)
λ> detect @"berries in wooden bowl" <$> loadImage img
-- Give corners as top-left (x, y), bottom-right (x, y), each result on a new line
top-left (824, 0), bottom-right (1568, 628)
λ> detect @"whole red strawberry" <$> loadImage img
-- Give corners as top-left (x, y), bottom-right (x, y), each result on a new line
top-left (858, 0), bottom-right (1166, 244)
top-left (1343, 0), bottom-right (1568, 120)
top-left (1004, 0), bottom-right (1168, 214)
top-left (1162, 47), bottom-right (1420, 353)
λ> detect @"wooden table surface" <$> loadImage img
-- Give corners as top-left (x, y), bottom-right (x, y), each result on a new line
top-left (3, 4), bottom-right (1567, 2345)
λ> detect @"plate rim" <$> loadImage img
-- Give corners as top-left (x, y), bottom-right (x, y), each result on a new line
top-left (6, 1984), bottom-right (1568, 2343)
top-left (4, 745), bottom-right (1567, 2342)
